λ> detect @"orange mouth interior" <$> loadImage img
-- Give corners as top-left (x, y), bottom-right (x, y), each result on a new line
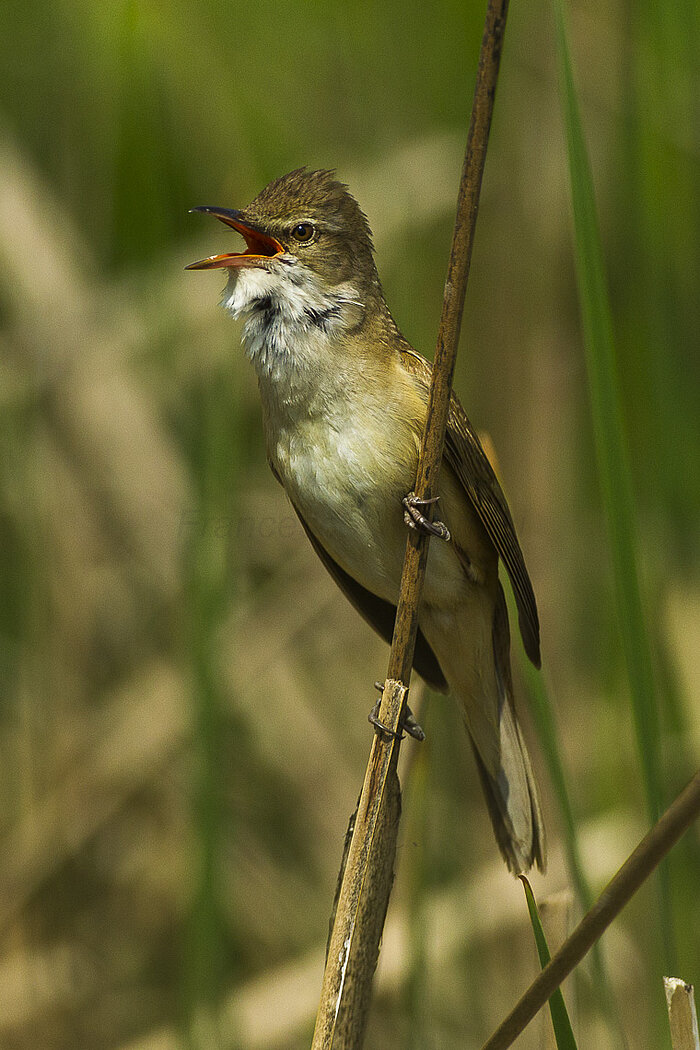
top-left (186, 209), bottom-right (284, 270)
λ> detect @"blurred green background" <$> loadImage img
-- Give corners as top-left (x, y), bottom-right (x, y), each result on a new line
top-left (1, 0), bottom-right (698, 1047)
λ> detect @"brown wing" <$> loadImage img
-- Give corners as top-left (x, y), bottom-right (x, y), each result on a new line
top-left (292, 503), bottom-right (448, 693)
top-left (401, 347), bottom-right (541, 668)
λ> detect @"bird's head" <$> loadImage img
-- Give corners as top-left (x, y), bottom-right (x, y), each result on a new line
top-left (187, 167), bottom-right (379, 301)
top-left (187, 169), bottom-right (395, 383)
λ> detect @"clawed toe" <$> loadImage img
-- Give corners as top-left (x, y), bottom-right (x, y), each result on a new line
top-left (368, 697), bottom-right (404, 740)
top-left (368, 688), bottom-right (425, 742)
top-left (402, 492), bottom-right (451, 542)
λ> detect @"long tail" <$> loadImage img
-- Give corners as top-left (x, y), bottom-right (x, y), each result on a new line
top-left (421, 580), bottom-right (546, 872)
top-left (472, 582), bottom-right (546, 873)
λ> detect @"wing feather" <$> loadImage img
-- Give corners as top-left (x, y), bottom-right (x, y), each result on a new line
top-left (401, 347), bottom-right (541, 668)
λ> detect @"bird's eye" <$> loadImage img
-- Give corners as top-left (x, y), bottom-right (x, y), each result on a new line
top-left (291, 222), bottom-right (315, 243)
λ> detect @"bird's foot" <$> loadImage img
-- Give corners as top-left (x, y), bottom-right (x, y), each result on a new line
top-left (368, 697), bottom-right (404, 740)
top-left (402, 492), bottom-right (451, 542)
top-left (402, 706), bottom-right (426, 741)
top-left (370, 683), bottom-right (425, 742)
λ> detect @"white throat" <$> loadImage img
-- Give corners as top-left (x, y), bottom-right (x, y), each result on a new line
top-left (222, 258), bottom-right (365, 396)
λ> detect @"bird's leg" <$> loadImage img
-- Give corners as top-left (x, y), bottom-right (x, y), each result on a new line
top-left (402, 492), bottom-right (451, 542)
top-left (369, 682), bottom-right (425, 741)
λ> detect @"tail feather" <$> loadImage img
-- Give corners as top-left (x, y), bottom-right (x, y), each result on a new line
top-left (470, 702), bottom-right (546, 872)
top-left (421, 580), bottom-right (546, 872)
top-left (478, 581), bottom-right (546, 872)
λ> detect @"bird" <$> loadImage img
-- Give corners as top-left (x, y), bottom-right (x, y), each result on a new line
top-left (187, 167), bottom-right (545, 873)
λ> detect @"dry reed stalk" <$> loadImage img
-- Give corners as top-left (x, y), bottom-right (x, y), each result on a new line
top-left (665, 978), bottom-right (700, 1050)
top-left (311, 0), bottom-right (512, 1044)
top-left (481, 770), bottom-right (700, 1050)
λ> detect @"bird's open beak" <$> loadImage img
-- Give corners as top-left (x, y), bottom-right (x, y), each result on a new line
top-left (186, 207), bottom-right (284, 270)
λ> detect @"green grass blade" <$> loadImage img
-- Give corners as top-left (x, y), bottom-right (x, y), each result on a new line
top-left (517, 647), bottom-right (627, 1047)
top-left (522, 671), bottom-right (595, 905)
top-left (551, 0), bottom-right (674, 973)
top-left (521, 660), bottom-right (589, 910)
top-left (182, 360), bottom-right (242, 1047)
top-left (520, 876), bottom-right (578, 1050)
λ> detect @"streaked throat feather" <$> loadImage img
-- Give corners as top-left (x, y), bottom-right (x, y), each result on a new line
top-left (221, 259), bottom-right (365, 390)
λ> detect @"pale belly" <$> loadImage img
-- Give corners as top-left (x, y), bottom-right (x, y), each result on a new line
top-left (269, 413), bottom-right (471, 610)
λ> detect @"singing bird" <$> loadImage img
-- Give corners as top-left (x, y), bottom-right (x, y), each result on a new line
top-left (188, 168), bottom-right (545, 873)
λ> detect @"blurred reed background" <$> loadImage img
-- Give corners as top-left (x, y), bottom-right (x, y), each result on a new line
top-left (1, 0), bottom-right (698, 1047)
